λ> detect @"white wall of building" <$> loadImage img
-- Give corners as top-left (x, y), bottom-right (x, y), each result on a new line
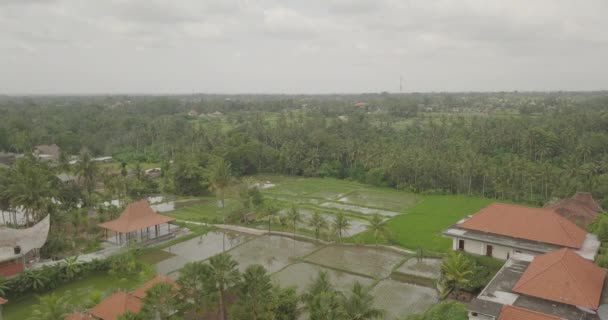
top-left (451, 237), bottom-right (529, 260)
top-left (468, 312), bottom-right (496, 320)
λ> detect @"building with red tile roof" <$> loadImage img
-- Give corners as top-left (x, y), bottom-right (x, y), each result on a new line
top-left (443, 202), bottom-right (599, 261)
top-left (547, 192), bottom-right (603, 228)
top-left (498, 305), bottom-right (559, 320)
top-left (513, 248), bottom-right (606, 310)
top-left (65, 275), bottom-right (178, 320)
top-left (467, 250), bottom-right (607, 320)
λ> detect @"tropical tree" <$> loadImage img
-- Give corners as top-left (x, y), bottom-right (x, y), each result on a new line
top-left (61, 256), bottom-right (81, 280)
top-left (0, 277), bottom-right (8, 296)
top-left (308, 211), bottom-right (328, 241)
top-left (286, 204), bottom-right (302, 243)
top-left (208, 158), bottom-right (232, 208)
top-left (332, 211), bottom-right (350, 242)
top-left (367, 214), bottom-right (390, 246)
top-left (309, 290), bottom-right (346, 320)
top-left (75, 149), bottom-right (98, 207)
top-left (177, 261), bottom-right (214, 314)
top-left (231, 264), bottom-right (275, 320)
top-left (302, 271), bottom-right (333, 309)
top-left (22, 269), bottom-right (49, 291)
top-left (139, 282), bottom-right (179, 320)
top-left (274, 287), bottom-right (299, 320)
top-left (439, 252), bottom-right (474, 298)
top-left (261, 202), bottom-right (279, 233)
top-left (27, 293), bottom-right (70, 320)
top-left (208, 253), bottom-right (240, 320)
top-left (342, 281), bottom-right (384, 320)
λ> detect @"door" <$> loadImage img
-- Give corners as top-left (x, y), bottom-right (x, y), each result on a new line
top-left (458, 239), bottom-right (465, 251)
top-left (486, 245), bottom-right (493, 257)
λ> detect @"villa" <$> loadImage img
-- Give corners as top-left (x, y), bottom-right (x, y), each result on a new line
top-left (65, 275), bottom-right (178, 320)
top-left (442, 203), bottom-right (600, 261)
top-left (468, 249), bottom-right (607, 320)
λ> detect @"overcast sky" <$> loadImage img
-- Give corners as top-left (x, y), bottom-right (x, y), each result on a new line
top-left (1, 0), bottom-right (608, 94)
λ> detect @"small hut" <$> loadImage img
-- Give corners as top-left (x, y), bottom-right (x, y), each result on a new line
top-left (99, 200), bottom-right (176, 245)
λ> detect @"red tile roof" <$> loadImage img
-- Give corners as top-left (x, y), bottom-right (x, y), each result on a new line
top-left (131, 275), bottom-right (178, 299)
top-left (0, 297), bottom-right (7, 305)
top-left (513, 248), bottom-right (606, 310)
top-left (458, 203), bottom-right (586, 248)
top-left (548, 192), bottom-right (602, 227)
top-left (98, 200), bottom-right (175, 233)
top-left (498, 305), bottom-right (560, 320)
top-left (87, 292), bottom-right (142, 320)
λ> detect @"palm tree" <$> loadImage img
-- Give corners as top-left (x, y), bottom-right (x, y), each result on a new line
top-left (75, 149), bottom-right (98, 207)
top-left (208, 253), bottom-right (240, 320)
top-left (61, 256), bottom-right (80, 280)
top-left (308, 211), bottom-right (327, 241)
top-left (27, 293), bottom-right (70, 320)
top-left (208, 158), bottom-right (232, 208)
top-left (139, 282), bottom-right (178, 320)
top-left (302, 271), bottom-right (333, 307)
top-left (342, 281), bottom-right (384, 320)
top-left (22, 270), bottom-right (48, 291)
top-left (5, 157), bottom-right (55, 225)
top-left (367, 214), bottom-right (390, 246)
top-left (261, 203), bottom-right (279, 233)
top-left (177, 261), bottom-right (214, 314)
top-left (286, 204), bottom-right (302, 242)
top-left (439, 252), bottom-right (473, 298)
top-left (332, 211), bottom-right (350, 242)
top-left (0, 277), bottom-right (8, 296)
top-left (234, 264), bottom-right (274, 320)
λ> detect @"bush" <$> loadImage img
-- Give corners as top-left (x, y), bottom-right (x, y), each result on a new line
top-left (462, 254), bottom-right (503, 292)
top-left (405, 301), bottom-right (468, 320)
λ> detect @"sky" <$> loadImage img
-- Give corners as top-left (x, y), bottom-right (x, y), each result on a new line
top-left (1, 0), bottom-right (608, 94)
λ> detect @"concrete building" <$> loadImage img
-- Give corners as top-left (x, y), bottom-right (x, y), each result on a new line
top-left (443, 203), bottom-right (600, 261)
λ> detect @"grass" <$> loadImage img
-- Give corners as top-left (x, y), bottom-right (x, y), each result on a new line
top-left (165, 197), bottom-right (238, 223)
top-left (355, 195), bottom-right (493, 252)
top-left (3, 272), bottom-right (148, 320)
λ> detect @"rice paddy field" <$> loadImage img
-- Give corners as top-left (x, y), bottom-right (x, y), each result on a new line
top-left (162, 175), bottom-right (494, 253)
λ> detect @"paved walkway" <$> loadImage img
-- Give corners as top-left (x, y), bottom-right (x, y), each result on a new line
top-left (32, 242), bottom-right (122, 269)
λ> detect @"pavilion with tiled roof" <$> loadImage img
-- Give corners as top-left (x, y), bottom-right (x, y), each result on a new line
top-left (98, 200), bottom-right (175, 245)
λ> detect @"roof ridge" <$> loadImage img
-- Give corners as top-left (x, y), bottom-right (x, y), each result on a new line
top-left (559, 250), bottom-right (594, 308)
top-left (550, 211), bottom-right (582, 247)
top-left (513, 252), bottom-right (564, 291)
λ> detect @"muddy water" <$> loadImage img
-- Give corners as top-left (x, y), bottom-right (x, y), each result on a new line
top-left (396, 258), bottom-right (442, 279)
top-left (371, 280), bottom-right (438, 320)
top-left (273, 262), bottom-right (374, 295)
top-left (156, 231), bottom-right (252, 274)
top-left (305, 245), bottom-right (405, 278)
top-left (226, 235), bottom-right (319, 273)
top-left (279, 208), bottom-right (369, 236)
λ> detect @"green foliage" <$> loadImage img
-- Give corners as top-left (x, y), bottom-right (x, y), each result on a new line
top-left (404, 301), bottom-right (468, 320)
top-left (439, 252), bottom-right (473, 297)
top-left (342, 281), bottom-right (385, 320)
top-left (27, 293), bottom-right (71, 320)
top-left (230, 265), bottom-right (276, 320)
top-left (139, 282), bottom-right (179, 320)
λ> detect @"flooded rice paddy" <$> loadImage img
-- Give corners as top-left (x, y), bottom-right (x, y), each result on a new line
top-left (395, 258), bottom-right (442, 280)
top-left (371, 280), bottom-right (438, 320)
top-left (272, 262), bottom-right (374, 295)
top-left (304, 245), bottom-right (406, 278)
top-left (150, 232), bottom-right (438, 318)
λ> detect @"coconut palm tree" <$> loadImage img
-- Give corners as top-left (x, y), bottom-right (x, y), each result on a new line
top-left (208, 158), bottom-right (232, 208)
top-left (286, 204), bottom-right (302, 243)
top-left (308, 211), bottom-right (327, 241)
top-left (232, 264), bottom-right (275, 320)
top-left (342, 281), bottom-right (385, 320)
top-left (439, 252), bottom-right (473, 298)
top-left (5, 157), bottom-right (55, 225)
top-left (208, 253), bottom-right (240, 320)
top-left (177, 261), bottom-right (214, 314)
top-left (27, 293), bottom-right (70, 320)
top-left (75, 149), bottom-right (98, 207)
top-left (139, 282), bottom-right (178, 320)
top-left (367, 214), bottom-right (390, 246)
top-left (332, 211), bottom-right (350, 242)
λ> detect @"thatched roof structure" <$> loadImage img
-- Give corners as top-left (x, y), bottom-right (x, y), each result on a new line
top-left (0, 215), bottom-right (50, 262)
top-left (547, 192), bottom-right (603, 227)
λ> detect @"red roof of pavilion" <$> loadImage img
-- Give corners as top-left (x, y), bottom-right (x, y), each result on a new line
top-left (131, 275), bottom-right (178, 299)
top-left (88, 291), bottom-right (142, 320)
top-left (98, 200), bottom-right (174, 233)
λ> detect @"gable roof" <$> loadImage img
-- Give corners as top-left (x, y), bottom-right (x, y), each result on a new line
top-left (512, 248), bottom-right (606, 310)
top-left (34, 144), bottom-right (61, 158)
top-left (458, 203), bottom-right (586, 248)
top-left (131, 275), bottom-right (178, 299)
top-left (498, 305), bottom-right (559, 320)
top-left (88, 292), bottom-right (142, 320)
top-left (98, 200), bottom-right (174, 233)
top-left (548, 192), bottom-right (602, 227)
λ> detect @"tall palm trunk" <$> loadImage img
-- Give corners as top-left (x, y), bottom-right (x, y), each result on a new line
top-left (218, 286), bottom-right (227, 320)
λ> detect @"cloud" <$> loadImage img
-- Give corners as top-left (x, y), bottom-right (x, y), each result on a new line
top-left (0, 0), bottom-right (608, 93)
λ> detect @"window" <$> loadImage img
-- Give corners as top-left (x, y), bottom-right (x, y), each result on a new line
top-left (458, 239), bottom-right (465, 250)
top-left (486, 245), bottom-right (493, 257)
